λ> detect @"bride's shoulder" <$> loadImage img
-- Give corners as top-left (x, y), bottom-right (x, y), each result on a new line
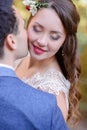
top-left (15, 55), bottom-right (30, 78)
top-left (45, 68), bottom-right (70, 89)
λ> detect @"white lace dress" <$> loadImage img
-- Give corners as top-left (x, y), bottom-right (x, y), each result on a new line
top-left (22, 68), bottom-right (70, 110)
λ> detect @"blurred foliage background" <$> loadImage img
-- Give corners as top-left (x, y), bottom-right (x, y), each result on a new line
top-left (73, 0), bottom-right (87, 129)
top-left (73, 0), bottom-right (87, 118)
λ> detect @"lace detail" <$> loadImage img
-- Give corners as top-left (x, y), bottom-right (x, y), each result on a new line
top-left (22, 68), bottom-right (70, 110)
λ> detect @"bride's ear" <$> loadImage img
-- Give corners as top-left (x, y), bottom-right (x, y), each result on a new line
top-left (5, 34), bottom-right (17, 50)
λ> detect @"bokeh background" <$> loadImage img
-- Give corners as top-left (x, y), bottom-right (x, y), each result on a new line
top-left (14, 0), bottom-right (87, 129)
top-left (71, 1), bottom-right (87, 130)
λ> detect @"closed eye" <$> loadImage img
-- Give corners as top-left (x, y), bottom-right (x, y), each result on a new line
top-left (33, 25), bottom-right (42, 33)
top-left (50, 34), bottom-right (61, 40)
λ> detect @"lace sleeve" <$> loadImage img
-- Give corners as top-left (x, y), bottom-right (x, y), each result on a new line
top-left (38, 71), bottom-right (70, 110)
top-left (22, 69), bottom-right (70, 110)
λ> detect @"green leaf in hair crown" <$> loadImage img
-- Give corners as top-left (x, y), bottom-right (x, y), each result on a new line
top-left (23, 0), bottom-right (48, 16)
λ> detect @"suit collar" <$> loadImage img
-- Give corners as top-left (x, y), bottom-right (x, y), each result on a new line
top-left (0, 63), bottom-right (14, 70)
top-left (0, 67), bottom-right (17, 77)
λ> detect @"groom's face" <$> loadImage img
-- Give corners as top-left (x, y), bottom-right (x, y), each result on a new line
top-left (14, 7), bottom-right (28, 59)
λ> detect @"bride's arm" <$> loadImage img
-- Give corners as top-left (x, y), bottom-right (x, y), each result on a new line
top-left (56, 92), bottom-right (68, 121)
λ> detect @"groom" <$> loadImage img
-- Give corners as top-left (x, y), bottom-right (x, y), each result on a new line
top-left (0, 0), bottom-right (69, 130)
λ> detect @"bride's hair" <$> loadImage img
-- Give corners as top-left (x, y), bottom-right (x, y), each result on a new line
top-left (40, 0), bottom-right (81, 125)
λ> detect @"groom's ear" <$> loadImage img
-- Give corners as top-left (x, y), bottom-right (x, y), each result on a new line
top-left (5, 34), bottom-right (17, 50)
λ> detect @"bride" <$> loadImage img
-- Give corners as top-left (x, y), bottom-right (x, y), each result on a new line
top-left (15, 0), bottom-right (81, 125)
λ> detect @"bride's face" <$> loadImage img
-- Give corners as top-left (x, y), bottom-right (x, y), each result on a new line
top-left (27, 8), bottom-right (66, 60)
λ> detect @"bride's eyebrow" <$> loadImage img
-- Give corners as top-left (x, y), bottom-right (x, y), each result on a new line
top-left (51, 31), bottom-right (64, 36)
top-left (34, 22), bottom-right (43, 28)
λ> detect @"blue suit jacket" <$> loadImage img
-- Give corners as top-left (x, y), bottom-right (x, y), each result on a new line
top-left (0, 67), bottom-right (69, 130)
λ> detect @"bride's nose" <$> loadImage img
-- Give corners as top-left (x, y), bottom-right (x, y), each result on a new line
top-left (37, 34), bottom-right (48, 46)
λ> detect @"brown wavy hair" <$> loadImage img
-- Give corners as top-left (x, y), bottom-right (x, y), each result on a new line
top-left (40, 0), bottom-right (81, 125)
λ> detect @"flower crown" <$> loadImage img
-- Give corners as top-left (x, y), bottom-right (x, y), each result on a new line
top-left (23, 0), bottom-right (48, 16)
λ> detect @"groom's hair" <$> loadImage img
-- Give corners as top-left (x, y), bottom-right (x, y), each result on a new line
top-left (0, 0), bottom-right (13, 7)
top-left (0, 6), bottom-right (19, 57)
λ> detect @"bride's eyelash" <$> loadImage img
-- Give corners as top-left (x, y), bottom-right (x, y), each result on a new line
top-left (50, 35), bottom-right (60, 40)
top-left (33, 25), bottom-right (42, 32)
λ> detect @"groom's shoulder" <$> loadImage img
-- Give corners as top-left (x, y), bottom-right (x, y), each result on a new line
top-left (1, 76), bottom-right (58, 110)
top-left (14, 77), bottom-right (58, 108)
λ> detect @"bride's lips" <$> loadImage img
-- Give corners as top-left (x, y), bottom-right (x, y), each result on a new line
top-left (33, 45), bottom-right (46, 55)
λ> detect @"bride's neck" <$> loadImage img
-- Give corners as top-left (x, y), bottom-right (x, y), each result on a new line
top-left (29, 56), bottom-right (58, 71)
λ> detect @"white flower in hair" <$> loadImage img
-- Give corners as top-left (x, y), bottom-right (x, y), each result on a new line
top-left (30, 4), bottom-right (37, 16)
top-left (23, 0), bottom-right (48, 16)
top-left (23, 0), bottom-right (35, 5)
